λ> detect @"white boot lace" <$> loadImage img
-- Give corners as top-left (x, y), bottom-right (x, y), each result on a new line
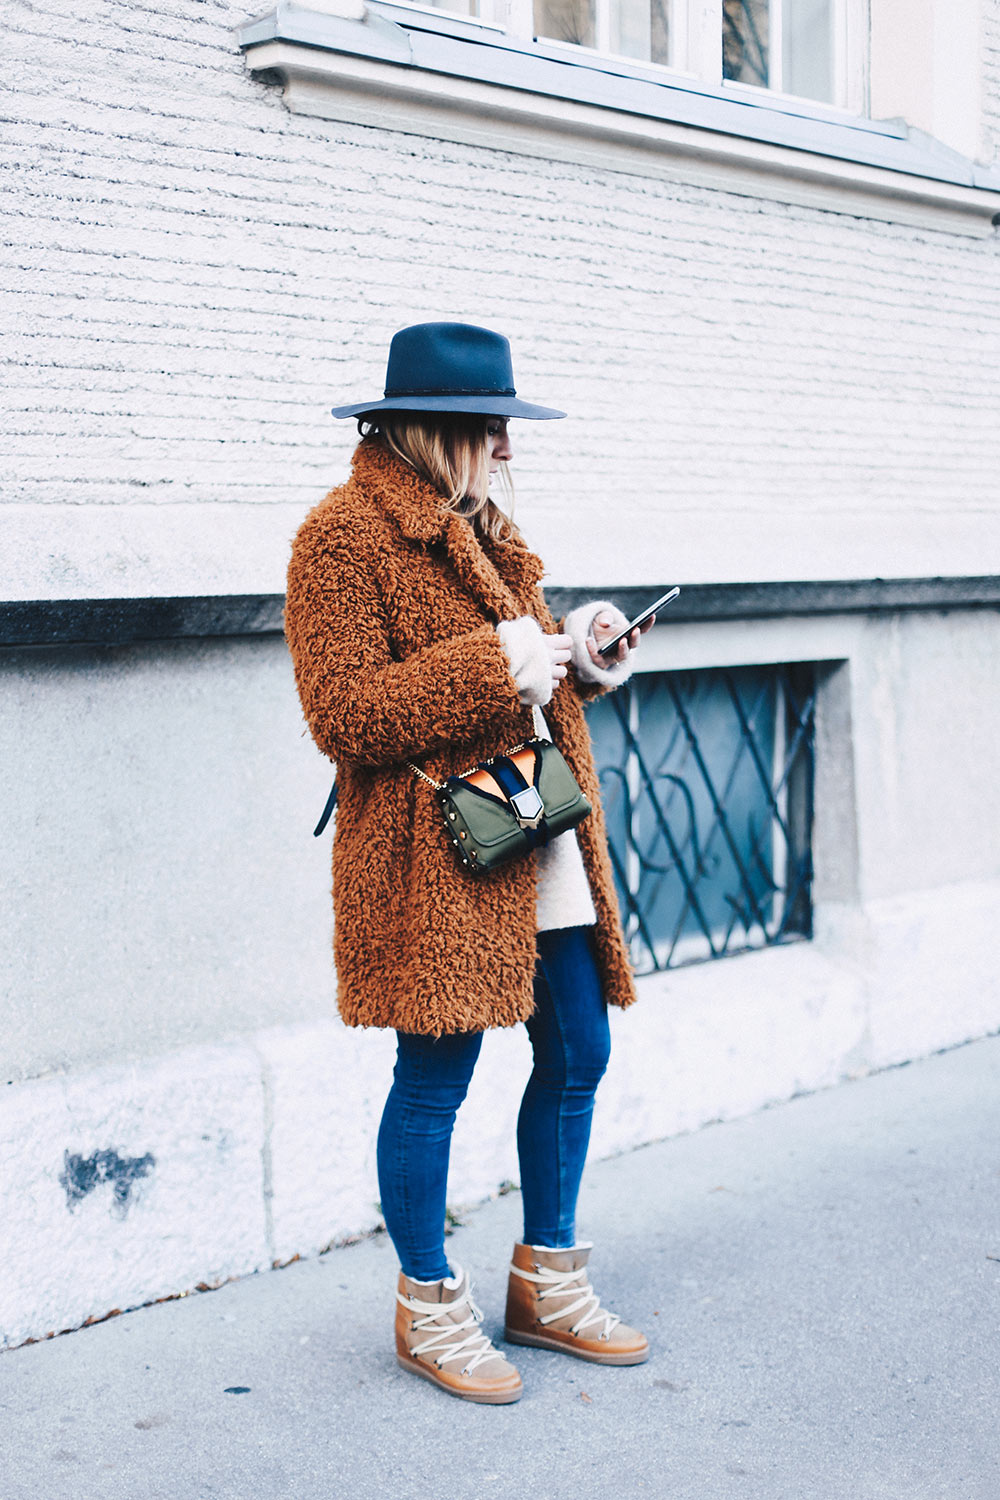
top-left (398, 1270), bottom-right (502, 1375)
top-left (510, 1261), bottom-right (621, 1340)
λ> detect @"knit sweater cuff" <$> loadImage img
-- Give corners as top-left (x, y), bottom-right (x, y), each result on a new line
top-left (563, 600), bottom-right (637, 688)
top-left (496, 616), bottom-right (554, 706)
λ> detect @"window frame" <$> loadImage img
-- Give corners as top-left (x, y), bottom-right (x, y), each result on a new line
top-left (531, 0), bottom-right (686, 75)
top-left (717, 0), bottom-right (868, 115)
top-left (238, 1), bottom-right (1000, 231)
top-left (586, 659), bottom-right (816, 974)
top-left (383, 0), bottom-right (866, 110)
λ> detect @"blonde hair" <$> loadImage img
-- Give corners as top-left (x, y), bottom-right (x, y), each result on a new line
top-left (360, 414), bottom-right (516, 542)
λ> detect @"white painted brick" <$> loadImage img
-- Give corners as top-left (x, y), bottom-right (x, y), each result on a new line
top-left (3, 0), bottom-right (1000, 593)
top-left (985, 0), bottom-right (1000, 163)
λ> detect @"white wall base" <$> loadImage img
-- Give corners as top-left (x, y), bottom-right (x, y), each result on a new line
top-left (4, 876), bottom-right (996, 1350)
top-left (1, 1045), bottom-right (270, 1350)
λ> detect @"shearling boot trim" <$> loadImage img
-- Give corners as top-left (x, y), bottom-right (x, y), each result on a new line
top-left (395, 1265), bottom-right (523, 1404)
top-left (505, 1241), bottom-right (649, 1366)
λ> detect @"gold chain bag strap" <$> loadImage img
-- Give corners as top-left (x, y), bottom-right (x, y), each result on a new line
top-left (408, 729), bottom-right (591, 876)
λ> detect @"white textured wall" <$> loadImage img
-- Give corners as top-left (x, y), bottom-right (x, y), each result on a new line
top-left (3, 0), bottom-right (1000, 1346)
top-left (4, 872), bottom-right (998, 1348)
top-left (0, 636), bottom-right (334, 1083)
top-left (983, 0), bottom-right (1000, 164)
top-left (3, 609), bottom-right (999, 1345)
top-left (870, 0), bottom-right (983, 158)
top-left (5, 609), bottom-right (998, 1085)
top-left (3, 0), bottom-right (1000, 598)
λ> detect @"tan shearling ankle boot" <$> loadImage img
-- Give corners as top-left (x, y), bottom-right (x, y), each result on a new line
top-left (395, 1264), bottom-right (523, 1404)
top-left (505, 1241), bottom-right (649, 1365)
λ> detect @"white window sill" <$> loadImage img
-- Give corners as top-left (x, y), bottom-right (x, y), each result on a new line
top-left (238, 2), bottom-right (1000, 233)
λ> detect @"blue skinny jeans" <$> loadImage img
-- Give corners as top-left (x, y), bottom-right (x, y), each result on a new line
top-left (376, 925), bottom-right (611, 1282)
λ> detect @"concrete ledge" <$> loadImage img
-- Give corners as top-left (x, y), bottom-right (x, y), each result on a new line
top-left (4, 875), bottom-right (997, 1347)
top-left (3, 577), bottom-right (999, 647)
top-left (0, 596), bottom-right (287, 648)
top-left (550, 576), bottom-right (1000, 623)
top-left (0, 1046), bottom-right (269, 1350)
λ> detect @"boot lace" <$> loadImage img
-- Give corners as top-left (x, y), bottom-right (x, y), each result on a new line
top-left (510, 1261), bottom-right (621, 1340)
top-left (398, 1274), bottom-right (502, 1375)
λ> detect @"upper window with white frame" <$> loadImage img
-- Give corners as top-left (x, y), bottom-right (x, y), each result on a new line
top-left (533, 0), bottom-right (673, 71)
top-left (723, 0), bottom-right (845, 104)
top-left (398, 0), bottom-right (860, 110)
top-left (240, 0), bottom-right (1000, 219)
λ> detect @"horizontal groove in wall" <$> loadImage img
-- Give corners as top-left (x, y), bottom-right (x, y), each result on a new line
top-left (1, 595), bottom-right (286, 648)
top-left (2, 578), bottom-right (999, 647)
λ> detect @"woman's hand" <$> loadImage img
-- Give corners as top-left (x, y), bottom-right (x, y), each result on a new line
top-left (586, 611), bottom-right (655, 670)
top-left (547, 632), bottom-right (573, 690)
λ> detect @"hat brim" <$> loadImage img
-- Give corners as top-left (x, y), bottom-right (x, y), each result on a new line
top-left (330, 394), bottom-right (566, 420)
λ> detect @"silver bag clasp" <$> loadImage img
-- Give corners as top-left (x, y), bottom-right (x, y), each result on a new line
top-left (510, 785), bottom-right (544, 829)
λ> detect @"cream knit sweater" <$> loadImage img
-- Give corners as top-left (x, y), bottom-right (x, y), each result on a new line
top-left (496, 602), bottom-right (636, 932)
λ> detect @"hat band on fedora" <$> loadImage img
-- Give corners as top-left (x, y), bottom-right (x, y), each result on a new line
top-left (384, 384), bottom-right (517, 397)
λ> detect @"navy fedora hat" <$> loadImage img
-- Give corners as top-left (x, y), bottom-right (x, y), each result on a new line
top-left (330, 322), bottom-right (565, 421)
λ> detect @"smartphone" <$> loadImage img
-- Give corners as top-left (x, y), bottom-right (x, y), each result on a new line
top-left (596, 586), bottom-right (681, 657)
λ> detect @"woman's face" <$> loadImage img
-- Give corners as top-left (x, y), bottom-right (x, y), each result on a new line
top-left (486, 418), bottom-right (512, 481)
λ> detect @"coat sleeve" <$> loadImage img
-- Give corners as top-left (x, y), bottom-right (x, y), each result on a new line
top-left (284, 507), bottom-right (524, 766)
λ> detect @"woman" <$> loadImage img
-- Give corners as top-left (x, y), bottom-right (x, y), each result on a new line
top-left (285, 322), bottom-right (653, 1405)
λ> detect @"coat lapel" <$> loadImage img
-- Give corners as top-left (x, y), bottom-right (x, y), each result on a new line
top-left (351, 439), bottom-right (545, 621)
top-left (440, 513), bottom-right (537, 622)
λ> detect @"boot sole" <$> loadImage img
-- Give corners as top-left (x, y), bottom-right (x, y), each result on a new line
top-left (505, 1327), bottom-right (650, 1366)
top-left (396, 1353), bottom-right (523, 1404)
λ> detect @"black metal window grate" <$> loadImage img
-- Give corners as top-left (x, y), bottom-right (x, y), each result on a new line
top-left (586, 663), bottom-right (815, 973)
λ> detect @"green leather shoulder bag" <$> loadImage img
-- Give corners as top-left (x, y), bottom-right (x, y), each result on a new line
top-left (409, 737), bottom-right (591, 876)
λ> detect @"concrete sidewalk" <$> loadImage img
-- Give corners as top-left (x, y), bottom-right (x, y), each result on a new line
top-left (3, 1035), bottom-right (999, 1500)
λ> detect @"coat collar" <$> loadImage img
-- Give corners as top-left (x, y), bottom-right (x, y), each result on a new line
top-left (349, 438), bottom-right (545, 619)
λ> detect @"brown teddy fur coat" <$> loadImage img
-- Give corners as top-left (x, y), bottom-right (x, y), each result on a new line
top-left (284, 437), bottom-right (637, 1035)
